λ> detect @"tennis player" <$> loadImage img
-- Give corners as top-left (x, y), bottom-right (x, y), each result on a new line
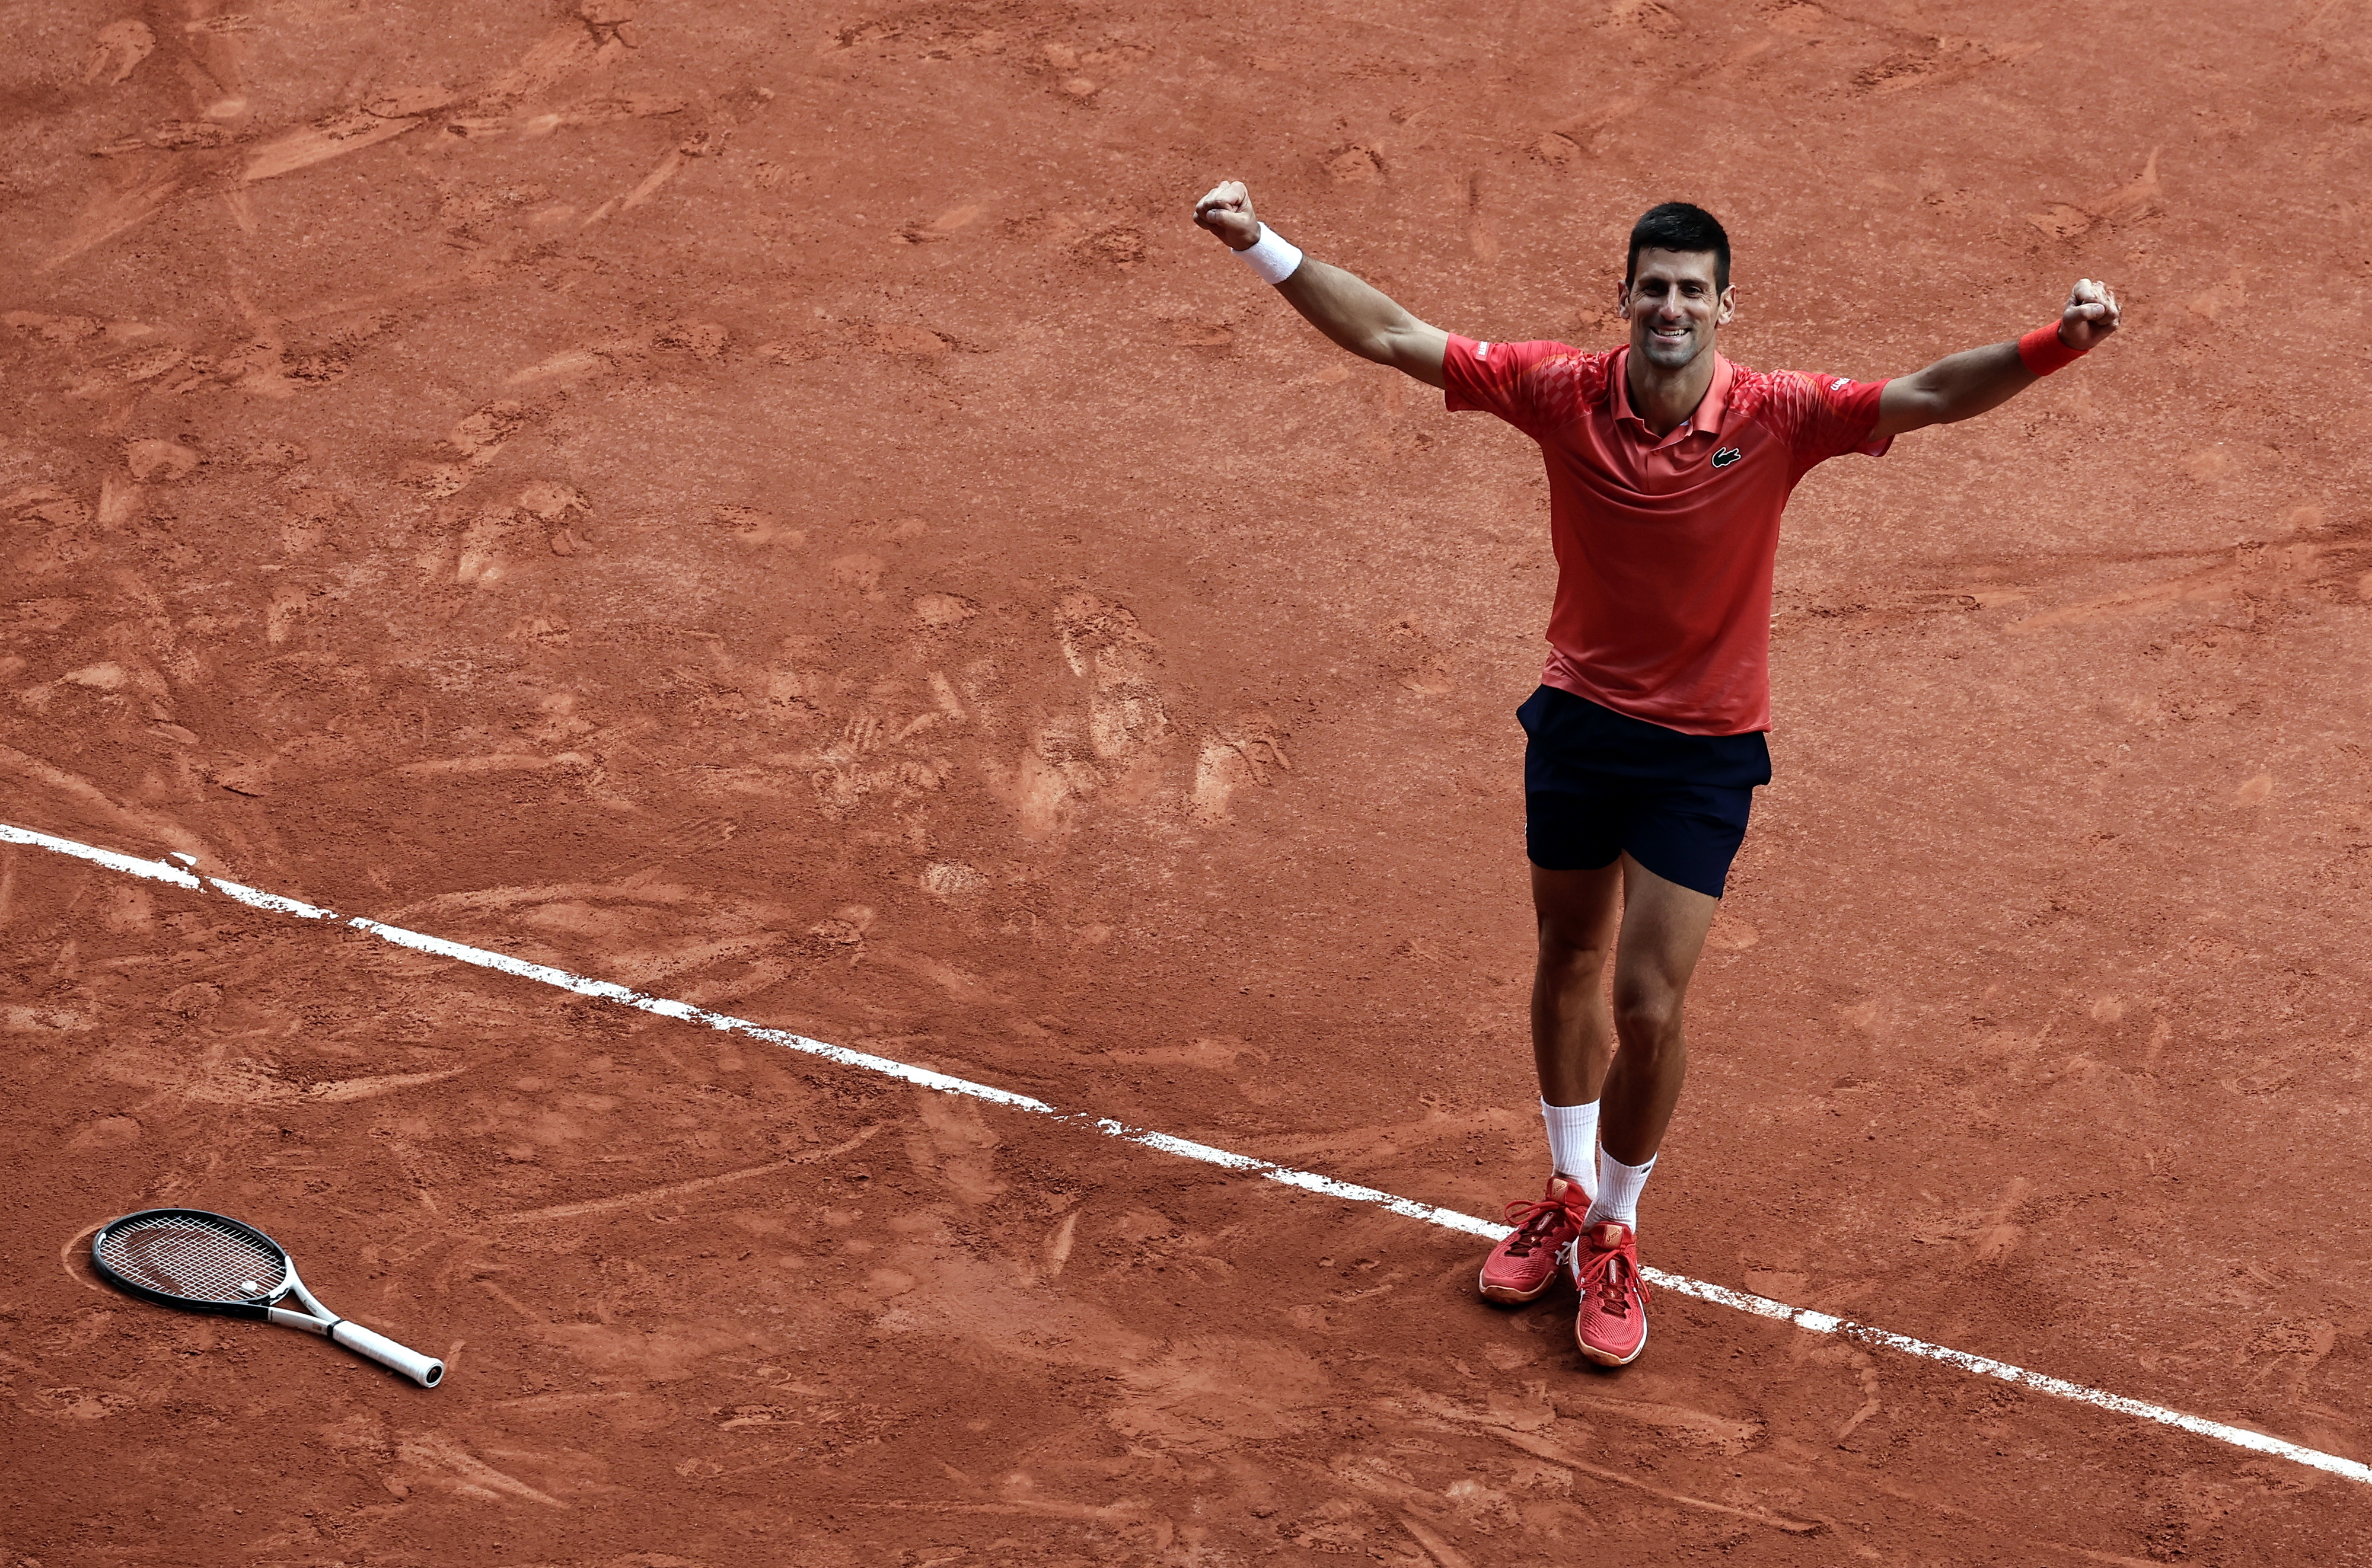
top-left (1193, 182), bottom-right (2118, 1366)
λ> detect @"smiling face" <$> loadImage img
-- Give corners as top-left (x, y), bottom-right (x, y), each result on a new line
top-left (1618, 248), bottom-right (1736, 372)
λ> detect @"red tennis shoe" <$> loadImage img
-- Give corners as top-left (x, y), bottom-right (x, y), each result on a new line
top-left (1478, 1174), bottom-right (1590, 1304)
top-left (1573, 1220), bottom-right (1650, 1366)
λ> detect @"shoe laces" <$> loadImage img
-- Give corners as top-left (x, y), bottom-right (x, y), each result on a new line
top-left (1497, 1193), bottom-right (1581, 1258)
top-left (1577, 1236), bottom-right (1647, 1318)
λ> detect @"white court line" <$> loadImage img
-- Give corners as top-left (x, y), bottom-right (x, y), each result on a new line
top-left (5, 816), bottom-right (2365, 1488)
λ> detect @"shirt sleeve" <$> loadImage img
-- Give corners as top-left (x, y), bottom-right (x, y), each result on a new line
top-left (1764, 371), bottom-right (1892, 466)
top-left (1442, 336), bottom-right (1586, 437)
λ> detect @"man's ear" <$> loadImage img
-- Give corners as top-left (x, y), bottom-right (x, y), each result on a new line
top-left (1715, 285), bottom-right (1737, 326)
top-left (1615, 281), bottom-right (1634, 319)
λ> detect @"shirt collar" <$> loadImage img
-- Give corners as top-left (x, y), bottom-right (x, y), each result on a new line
top-left (1609, 348), bottom-right (1733, 449)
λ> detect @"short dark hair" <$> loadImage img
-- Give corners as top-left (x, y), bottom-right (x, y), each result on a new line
top-left (1626, 202), bottom-right (1730, 291)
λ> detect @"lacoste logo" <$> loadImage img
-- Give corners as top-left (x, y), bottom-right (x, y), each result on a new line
top-left (1711, 447), bottom-right (1743, 468)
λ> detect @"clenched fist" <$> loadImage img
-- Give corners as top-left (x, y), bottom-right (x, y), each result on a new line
top-left (1193, 180), bottom-right (1262, 251)
top-left (2059, 277), bottom-right (2121, 351)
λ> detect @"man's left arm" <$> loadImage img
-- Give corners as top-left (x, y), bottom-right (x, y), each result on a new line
top-left (1870, 280), bottom-right (2121, 441)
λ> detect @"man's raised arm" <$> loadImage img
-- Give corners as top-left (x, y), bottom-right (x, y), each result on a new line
top-left (1193, 180), bottom-right (1450, 391)
top-left (1872, 279), bottom-right (2121, 440)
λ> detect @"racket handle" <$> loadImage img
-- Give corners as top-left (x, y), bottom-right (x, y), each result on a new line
top-left (330, 1320), bottom-right (445, 1388)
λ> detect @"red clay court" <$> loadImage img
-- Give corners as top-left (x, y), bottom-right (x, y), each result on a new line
top-left (4, 1), bottom-right (2370, 1563)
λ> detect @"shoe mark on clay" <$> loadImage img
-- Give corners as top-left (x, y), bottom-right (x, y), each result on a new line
top-left (1851, 34), bottom-right (2041, 96)
top-left (178, 8), bottom-right (259, 119)
top-left (919, 860), bottom-right (983, 899)
top-left (804, 704), bottom-right (957, 815)
top-left (391, 1432), bottom-right (567, 1509)
top-left (1104, 1036), bottom-right (1277, 1102)
top-left (0, 742), bottom-right (211, 866)
top-left (1494, 1428), bottom-right (1821, 1533)
top-left (1762, 1), bottom-right (1829, 36)
top-left (517, 91), bottom-right (686, 142)
top-left (1398, 1513), bottom-right (1480, 1568)
top-left (2250, 1318), bottom-right (2339, 1415)
top-left (498, 1126), bottom-right (885, 1227)
top-left (904, 1088), bottom-right (1006, 1200)
top-left (1806, 1339), bottom-right (1885, 1443)
top-left (828, 551), bottom-right (887, 598)
top-left (1037, 40), bottom-right (1151, 104)
top-left (706, 504), bottom-right (803, 549)
top-left (384, 2), bottom-right (649, 140)
top-left (1554, 1390), bottom-right (1767, 1454)
top-left (1968, 1176), bottom-right (2031, 1263)
top-left (433, 26), bottom-right (624, 140)
top-left (1041, 1208), bottom-right (1081, 1279)
top-left (1257, 1107), bottom-right (1527, 1172)
top-left (896, 201), bottom-right (984, 246)
top-left (1190, 716), bottom-right (1289, 825)
top-left (2026, 148), bottom-right (2163, 242)
top-left (98, 1022), bottom-right (463, 1107)
top-left (83, 20), bottom-right (156, 85)
top-left (33, 298), bottom-right (391, 403)
top-left (21, 1387), bottom-right (140, 1424)
top-left (1383, 618), bottom-right (1454, 695)
top-left (1533, 96), bottom-right (1644, 168)
top-left (2010, 538), bottom-right (2349, 631)
top-left (533, 1314), bottom-right (750, 1387)
top-left (277, 487), bottom-right (347, 557)
top-left (655, 320), bottom-right (731, 361)
top-left (1464, 169), bottom-right (1499, 264)
top-left (235, 3), bottom-right (641, 187)
top-left (913, 592), bottom-right (978, 633)
top-left (447, 505), bottom-right (531, 586)
top-left (875, 944), bottom-right (1005, 1006)
top-left (379, 879), bottom-right (714, 924)
top-left (90, 118), bottom-right (237, 157)
top-left (984, 593), bottom-right (1172, 836)
top-left (1599, 0), bottom-right (1687, 37)
top-left (502, 340), bottom-right (635, 387)
top-left (241, 107), bottom-right (423, 184)
top-left (1112, 1337), bottom-right (1333, 1451)
top-left (580, 139), bottom-right (702, 229)
top-left (485, 1), bottom-right (636, 104)
top-left (403, 401), bottom-right (544, 500)
top-left (1, 1004), bottom-right (97, 1034)
top-left (41, 177), bottom-right (183, 273)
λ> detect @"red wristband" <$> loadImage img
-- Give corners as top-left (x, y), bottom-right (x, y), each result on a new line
top-left (2017, 322), bottom-right (2086, 376)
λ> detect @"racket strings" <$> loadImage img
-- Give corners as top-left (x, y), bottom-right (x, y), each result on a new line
top-left (98, 1215), bottom-right (285, 1303)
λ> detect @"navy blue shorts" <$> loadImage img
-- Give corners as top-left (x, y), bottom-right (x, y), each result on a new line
top-left (1518, 685), bottom-right (1770, 899)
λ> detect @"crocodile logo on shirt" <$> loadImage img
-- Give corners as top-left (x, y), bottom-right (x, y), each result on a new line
top-left (1711, 447), bottom-right (1743, 468)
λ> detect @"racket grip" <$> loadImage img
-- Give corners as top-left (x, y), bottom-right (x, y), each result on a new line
top-left (330, 1320), bottom-right (445, 1388)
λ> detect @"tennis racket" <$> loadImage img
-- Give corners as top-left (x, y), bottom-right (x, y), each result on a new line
top-left (91, 1208), bottom-right (444, 1388)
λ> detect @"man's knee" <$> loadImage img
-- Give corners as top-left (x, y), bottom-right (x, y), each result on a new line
top-left (1536, 917), bottom-right (1610, 971)
top-left (1611, 984), bottom-right (1685, 1048)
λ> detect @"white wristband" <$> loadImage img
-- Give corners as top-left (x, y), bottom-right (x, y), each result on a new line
top-left (1235, 223), bottom-right (1303, 286)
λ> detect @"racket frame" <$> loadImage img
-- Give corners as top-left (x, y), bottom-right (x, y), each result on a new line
top-left (90, 1208), bottom-right (444, 1388)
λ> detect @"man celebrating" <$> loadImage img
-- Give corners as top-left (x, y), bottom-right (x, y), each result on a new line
top-left (1192, 183), bottom-right (2118, 1366)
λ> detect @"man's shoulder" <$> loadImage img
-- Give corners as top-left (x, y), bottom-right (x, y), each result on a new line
top-left (1726, 364), bottom-right (1846, 424)
top-left (1480, 340), bottom-right (1615, 405)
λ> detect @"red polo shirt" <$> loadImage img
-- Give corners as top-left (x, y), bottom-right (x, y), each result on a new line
top-left (1444, 337), bottom-right (1889, 735)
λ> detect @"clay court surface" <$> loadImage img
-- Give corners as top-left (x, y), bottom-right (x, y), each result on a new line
top-left (5, 0), bottom-right (2372, 1561)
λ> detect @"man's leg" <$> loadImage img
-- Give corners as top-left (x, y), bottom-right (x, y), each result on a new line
top-left (1530, 860), bottom-right (1624, 1118)
top-left (1596, 854), bottom-right (1720, 1170)
top-left (1572, 853), bottom-right (1719, 1365)
top-left (1476, 859), bottom-right (1622, 1305)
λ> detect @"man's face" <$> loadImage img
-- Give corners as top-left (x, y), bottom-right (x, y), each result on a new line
top-left (1618, 248), bottom-right (1736, 371)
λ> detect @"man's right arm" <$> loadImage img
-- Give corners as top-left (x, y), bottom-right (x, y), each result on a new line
top-left (1193, 180), bottom-right (1449, 391)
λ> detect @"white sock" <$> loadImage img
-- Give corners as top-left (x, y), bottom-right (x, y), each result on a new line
top-left (1540, 1098), bottom-right (1599, 1185)
top-left (1585, 1146), bottom-right (1656, 1230)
